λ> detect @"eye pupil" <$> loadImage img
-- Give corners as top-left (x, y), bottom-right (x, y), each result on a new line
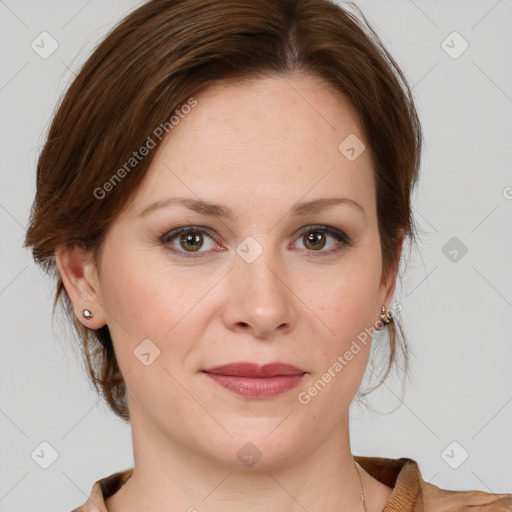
top-left (180, 232), bottom-right (202, 252)
top-left (305, 231), bottom-right (326, 250)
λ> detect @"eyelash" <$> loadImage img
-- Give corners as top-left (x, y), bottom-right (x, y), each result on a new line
top-left (160, 224), bottom-right (352, 260)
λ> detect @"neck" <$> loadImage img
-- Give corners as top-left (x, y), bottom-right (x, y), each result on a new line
top-left (107, 411), bottom-right (366, 512)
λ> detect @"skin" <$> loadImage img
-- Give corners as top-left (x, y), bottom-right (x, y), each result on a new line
top-left (57, 74), bottom-right (402, 512)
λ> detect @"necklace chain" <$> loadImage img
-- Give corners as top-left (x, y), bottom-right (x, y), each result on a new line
top-left (354, 460), bottom-right (368, 511)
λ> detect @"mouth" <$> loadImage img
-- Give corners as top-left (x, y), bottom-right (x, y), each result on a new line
top-left (201, 362), bottom-right (306, 398)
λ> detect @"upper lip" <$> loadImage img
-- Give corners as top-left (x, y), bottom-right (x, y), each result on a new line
top-left (202, 362), bottom-right (305, 377)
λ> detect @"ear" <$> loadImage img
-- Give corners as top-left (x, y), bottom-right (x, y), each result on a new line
top-left (55, 245), bottom-right (107, 329)
top-left (377, 228), bottom-right (405, 312)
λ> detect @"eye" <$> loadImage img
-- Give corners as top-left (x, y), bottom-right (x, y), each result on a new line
top-left (291, 225), bottom-right (351, 257)
top-left (160, 224), bottom-right (352, 259)
top-left (161, 226), bottom-right (222, 259)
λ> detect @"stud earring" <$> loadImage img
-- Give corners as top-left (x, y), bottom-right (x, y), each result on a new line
top-left (82, 309), bottom-right (94, 320)
top-left (380, 305), bottom-right (392, 326)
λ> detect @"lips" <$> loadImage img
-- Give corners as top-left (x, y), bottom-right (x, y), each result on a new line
top-left (202, 362), bottom-right (306, 398)
top-left (202, 362), bottom-right (305, 377)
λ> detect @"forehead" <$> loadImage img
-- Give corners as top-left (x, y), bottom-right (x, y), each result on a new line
top-left (126, 75), bottom-right (375, 219)
top-left (173, 74), bottom-right (365, 153)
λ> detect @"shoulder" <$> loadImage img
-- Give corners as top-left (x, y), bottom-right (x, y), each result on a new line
top-left (70, 468), bottom-right (134, 512)
top-left (354, 455), bottom-right (512, 511)
top-left (419, 481), bottom-right (512, 511)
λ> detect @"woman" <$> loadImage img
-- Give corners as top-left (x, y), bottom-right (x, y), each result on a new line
top-left (24, 0), bottom-right (512, 510)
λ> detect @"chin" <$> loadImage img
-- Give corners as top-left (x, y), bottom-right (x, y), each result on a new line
top-left (204, 420), bottom-right (304, 470)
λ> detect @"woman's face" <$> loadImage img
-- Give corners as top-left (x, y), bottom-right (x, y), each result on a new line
top-left (84, 75), bottom-right (398, 468)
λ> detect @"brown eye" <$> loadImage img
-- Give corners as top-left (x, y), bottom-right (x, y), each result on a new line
top-left (161, 226), bottom-right (220, 258)
top-left (293, 225), bottom-right (351, 257)
top-left (303, 231), bottom-right (327, 251)
top-left (179, 231), bottom-right (204, 252)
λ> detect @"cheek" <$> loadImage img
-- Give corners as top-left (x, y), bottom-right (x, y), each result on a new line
top-left (97, 245), bottom-right (215, 355)
top-left (96, 242), bottom-right (178, 355)
top-left (298, 273), bottom-right (378, 413)
top-left (97, 251), bottom-right (200, 399)
top-left (100, 257), bottom-right (159, 333)
top-left (315, 253), bottom-right (381, 333)
top-left (300, 251), bottom-right (381, 382)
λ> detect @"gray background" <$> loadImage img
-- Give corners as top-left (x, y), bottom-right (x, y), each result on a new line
top-left (1, 0), bottom-right (511, 510)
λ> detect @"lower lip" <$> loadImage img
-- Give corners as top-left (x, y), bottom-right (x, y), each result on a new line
top-left (203, 373), bottom-right (305, 398)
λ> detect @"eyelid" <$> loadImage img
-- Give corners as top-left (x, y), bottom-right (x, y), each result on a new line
top-left (289, 224), bottom-right (351, 258)
top-left (293, 224), bottom-right (351, 245)
top-left (161, 225), bottom-right (219, 244)
top-left (160, 225), bottom-right (224, 259)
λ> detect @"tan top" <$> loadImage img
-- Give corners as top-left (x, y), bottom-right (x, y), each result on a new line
top-left (71, 455), bottom-right (512, 511)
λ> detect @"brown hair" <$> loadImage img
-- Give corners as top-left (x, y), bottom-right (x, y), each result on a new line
top-left (25, 0), bottom-right (422, 421)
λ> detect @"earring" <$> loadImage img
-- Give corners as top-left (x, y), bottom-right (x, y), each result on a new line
top-left (380, 305), bottom-right (392, 326)
top-left (82, 309), bottom-right (94, 320)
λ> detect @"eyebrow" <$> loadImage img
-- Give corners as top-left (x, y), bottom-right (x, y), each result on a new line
top-left (139, 196), bottom-right (365, 220)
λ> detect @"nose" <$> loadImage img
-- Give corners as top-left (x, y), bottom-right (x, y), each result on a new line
top-left (221, 247), bottom-right (298, 339)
